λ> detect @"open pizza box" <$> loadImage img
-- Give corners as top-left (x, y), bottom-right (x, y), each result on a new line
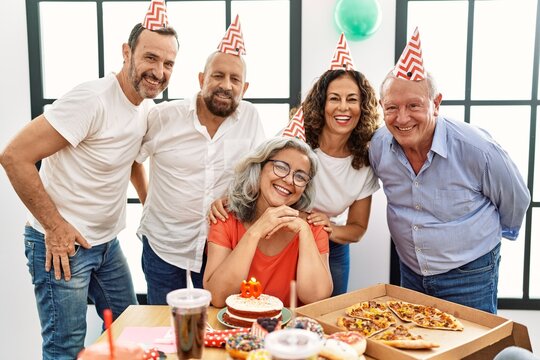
top-left (296, 283), bottom-right (532, 360)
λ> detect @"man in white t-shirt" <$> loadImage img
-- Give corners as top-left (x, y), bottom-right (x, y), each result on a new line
top-left (136, 17), bottom-right (265, 304)
top-left (0, 9), bottom-right (179, 358)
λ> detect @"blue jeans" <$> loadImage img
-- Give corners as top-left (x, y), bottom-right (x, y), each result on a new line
top-left (141, 236), bottom-right (206, 305)
top-left (329, 241), bottom-right (350, 296)
top-left (399, 242), bottom-right (501, 314)
top-left (24, 226), bottom-right (137, 360)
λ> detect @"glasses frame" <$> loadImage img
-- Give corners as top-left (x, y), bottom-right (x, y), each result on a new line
top-left (266, 159), bottom-right (311, 187)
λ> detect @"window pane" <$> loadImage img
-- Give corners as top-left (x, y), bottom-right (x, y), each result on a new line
top-left (530, 208), bottom-right (540, 298)
top-left (439, 105), bottom-right (464, 122)
top-left (470, 106), bottom-right (530, 180)
top-left (253, 103), bottom-right (290, 138)
top-left (40, 2), bottom-right (98, 98)
top-left (471, 0), bottom-right (537, 100)
top-left (103, 2), bottom-right (163, 100)
top-left (117, 204), bottom-right (145, 294)
top-left (167, 1), bottom-right (225, 99)
top-left (232, 0), bottom-right (290, 98)
top-left (407, 1), bottom-right (468, 100)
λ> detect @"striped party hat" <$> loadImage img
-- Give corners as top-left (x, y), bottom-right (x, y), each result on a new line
top-left (217, 15), bottom-right (246, 55)
top-left (282, 107), bottom-right (306, 142)
top-left (393, 27), bottom-right (425, 81)
top-left (329, 33), bottom-right (355, 70)
top-left (142, 0), bottom-right (169, 31)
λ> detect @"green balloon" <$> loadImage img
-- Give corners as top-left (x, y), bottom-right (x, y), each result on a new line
top-left (334, 0), bottom-right (382, 41)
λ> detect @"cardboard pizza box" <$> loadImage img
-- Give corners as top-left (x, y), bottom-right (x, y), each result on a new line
top-left (296, 284), bottom-right (531, 360)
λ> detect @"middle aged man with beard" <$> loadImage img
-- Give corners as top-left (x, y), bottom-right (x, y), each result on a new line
top-left (0, 4), bottom-right (179, 357)
top-left (136, 19), bottom-right (265, 304)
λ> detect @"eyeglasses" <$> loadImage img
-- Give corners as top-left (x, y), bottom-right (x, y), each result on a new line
top-left (267, 159), bottom-right (311, 187)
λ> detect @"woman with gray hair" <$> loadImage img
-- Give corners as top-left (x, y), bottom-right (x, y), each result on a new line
top-left (203, 137), bottom-right (333, 307)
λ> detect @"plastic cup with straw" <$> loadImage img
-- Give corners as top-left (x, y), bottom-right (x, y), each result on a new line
top-left (290, 280), bottom-right (297, 324)
top-left (103, 308), bottom-right (115, 360)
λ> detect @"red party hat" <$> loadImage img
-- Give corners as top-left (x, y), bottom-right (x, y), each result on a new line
top-left (329, 33), bottom-right (355, 71)
top-left (142, 0), bottom-right (169, 31)
top-left (282, 107), bottom-right (306, 142)
top-left (217, 15), bottom-right (246, 55)
top-left (393, 27), bottom-right (425, 81)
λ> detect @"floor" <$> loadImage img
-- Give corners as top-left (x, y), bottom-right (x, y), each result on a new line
top-left (498, 309), bottom-right (539, 353)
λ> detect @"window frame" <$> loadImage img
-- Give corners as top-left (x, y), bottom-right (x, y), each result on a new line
top-left (392, 0), bottom-right (539, 310)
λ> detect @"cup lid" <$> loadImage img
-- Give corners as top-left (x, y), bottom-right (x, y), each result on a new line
top-left (166, 288), bottom-right (212, 309)
top-left (264, 328), bottom-right (322, 359)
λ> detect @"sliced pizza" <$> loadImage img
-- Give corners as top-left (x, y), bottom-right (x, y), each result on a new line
top-left (346, 301), bottom-right (397, 325)
top-left (336, 316), bottom-right (391, 338)
top-left (386, 300), bottom-right (422, 322)
top-left (373, 325), bottom-right (440, 350)
top-left (412, 307), bottom-right (464, 331)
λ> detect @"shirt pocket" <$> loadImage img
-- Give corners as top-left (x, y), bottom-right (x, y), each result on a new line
top-left (224, 139), bottom-right (251, 168)
top-left (432, 189), bottom-right (475, 222)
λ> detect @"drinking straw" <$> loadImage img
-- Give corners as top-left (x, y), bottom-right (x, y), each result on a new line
top-left (104, 308), bottom-right (115, 360)
top-left (290, 280), bottom-right (297, 322)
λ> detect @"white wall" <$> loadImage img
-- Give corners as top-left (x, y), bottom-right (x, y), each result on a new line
top-left (0, 1), bottom-right (395, 358)
top-left (0, 1), bottom-right (42, 359)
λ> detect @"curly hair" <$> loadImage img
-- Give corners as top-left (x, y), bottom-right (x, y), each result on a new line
top-left (227, 137), bottom-right (318, 223)
top-left (302, 70), bottom-right (380, 169)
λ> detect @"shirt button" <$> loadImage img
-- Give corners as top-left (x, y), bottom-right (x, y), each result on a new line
top-left (416, 247), bottom-right (421, 252)
top-left (413, 225), bottom-right (418, 231)
top-left (414, 181), bottom-right (419, 187)
top-left (415, 204), bottom-right (421, 210)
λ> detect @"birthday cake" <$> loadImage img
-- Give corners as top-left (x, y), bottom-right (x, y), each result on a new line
top-left (223, 293), bottom-right (283, 328)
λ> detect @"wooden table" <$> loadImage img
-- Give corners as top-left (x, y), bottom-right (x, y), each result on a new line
top-left (96, 305), bottom-right (228, 359)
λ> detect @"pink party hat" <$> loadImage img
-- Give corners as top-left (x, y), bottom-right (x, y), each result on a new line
top-left (142, 0), bottom-right (169, 30)
top-left (282, 107), bottom-right (306, 142)
top-left (217, 15), bottom-right (246, 55)
top-left (329, 33), bottom-right (355, 70)
top-left (393, 27), bottom-right (425, 81)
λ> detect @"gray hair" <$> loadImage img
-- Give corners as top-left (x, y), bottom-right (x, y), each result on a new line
top-left (379, 70), bottom-right (438, 100)
top-left (227, 137), bottom-right (318, 223)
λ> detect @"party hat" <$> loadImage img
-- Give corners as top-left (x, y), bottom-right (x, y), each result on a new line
top-left (329, 33), bottom-right (355, 70)
top-left (393, 27), bottom-right (425, 81)
top-left (142, 0), bottom-right (169, 31)
top-left (282, 107), bottom-right (306, 142)
top-left (217, 15), bottom-right (246, 55)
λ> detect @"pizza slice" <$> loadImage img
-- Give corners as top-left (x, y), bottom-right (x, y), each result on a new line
top-left (336, 316), bottom-right (391, 338)
top-left (373, 325), bottom-right (440, 350)
top-left (346, 301), bottom-right (397, 325)
top-left (412, 307), bottom-right (464, 331)
top-left (386, 300), bottom-right (424, 323)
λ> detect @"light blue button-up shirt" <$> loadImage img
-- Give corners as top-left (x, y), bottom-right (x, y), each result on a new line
top-left (369, 117), bottom-right (530, 276)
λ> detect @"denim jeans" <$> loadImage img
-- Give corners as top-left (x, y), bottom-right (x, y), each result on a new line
top-left (329, 241), bottom-right (350, 296)
top-left (24, 226), bottom-right (137, 360)
top-left (141, 236), bottom-right (206, 305)
top-left (399, 242), bottom-right (501, 314)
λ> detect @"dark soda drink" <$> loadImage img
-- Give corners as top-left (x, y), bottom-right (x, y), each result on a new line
top-left (172, 307), bottom-right (207, 359)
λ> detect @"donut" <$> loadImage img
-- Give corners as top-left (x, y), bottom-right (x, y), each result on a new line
top-left (319, 338), bottom-right (358, 360)
top-left (246, 349), bottom-right (272, 360)
top-left (225, 333), bottom-right (265, 359)
top-left (328, 331), bottom-right (367, 355)
top-left (285, 316), bottom-right (324, 339)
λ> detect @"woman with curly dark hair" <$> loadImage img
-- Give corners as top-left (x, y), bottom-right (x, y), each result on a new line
top-left (304, 68), bottom-right (381, 296)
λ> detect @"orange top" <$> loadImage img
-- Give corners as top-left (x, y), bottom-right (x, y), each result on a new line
top-left (208, 214), bottom-right (329, 307)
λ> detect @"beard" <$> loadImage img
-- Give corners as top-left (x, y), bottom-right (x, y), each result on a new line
top-left (202, 88), bottom-right (240, 117)
top-left (128, 57), bottom-right (165, 99)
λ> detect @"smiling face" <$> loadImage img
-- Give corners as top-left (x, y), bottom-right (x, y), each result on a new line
top-left (199, 52), bottom-right (248, 118)
top-left (323, 74), bottom-right (362, 137)
top-left (124, 29), bottom-right (178, 102)
top-left (257, 148), bottom-right (311, 211)
top-left (380, 76), bottom-right (442, 154)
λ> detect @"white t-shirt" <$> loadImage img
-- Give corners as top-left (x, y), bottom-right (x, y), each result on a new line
top-left (311, 148), bottom-right (380, 225)
top-left (136, 94), bottom-right (266, 272)
top-left (30, 73), bottom-right (153, 245)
